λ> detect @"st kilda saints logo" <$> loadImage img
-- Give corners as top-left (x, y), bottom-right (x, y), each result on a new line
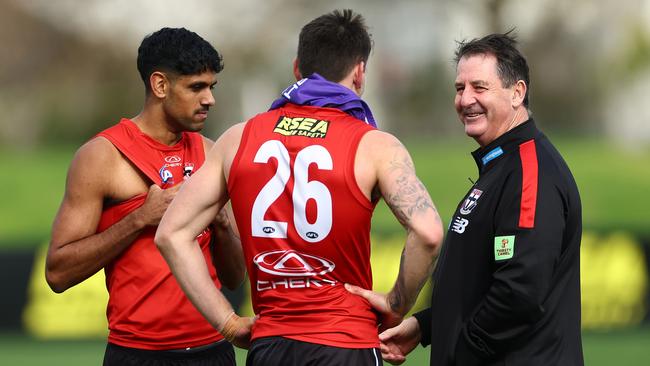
top-left (460, 188), bottom-right (483, 215)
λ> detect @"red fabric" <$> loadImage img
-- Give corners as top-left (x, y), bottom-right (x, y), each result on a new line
top-left (228, 104), bottom-right (379, 348)
top-left (518, 139), bottom-right (538, 228)
top-left (96, 119), bottom-right (222, 349)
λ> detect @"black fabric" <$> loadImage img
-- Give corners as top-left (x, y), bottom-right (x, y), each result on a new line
top-left (103, 341), bottom-right (235, 366)
top-left (413, 308), bottom-right (432, 346)
top-left (246, 336), bottom-right (382, 366)
top-left (0, 250), bottom-right (33, 329)
top-left (423, 120), bottom-right (584, 365)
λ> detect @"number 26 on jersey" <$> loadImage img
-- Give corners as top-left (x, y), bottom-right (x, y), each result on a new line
top-left (251, 140), bottom-right (333, 243)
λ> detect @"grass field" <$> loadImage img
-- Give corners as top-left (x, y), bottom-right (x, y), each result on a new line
top-left (1, 138), bottom-right (649, 247)
top-left (2, 328), bottom-right (650, 365)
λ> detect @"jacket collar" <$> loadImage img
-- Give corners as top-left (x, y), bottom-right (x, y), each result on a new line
top-left (471, 118), bottom-right (540, 174)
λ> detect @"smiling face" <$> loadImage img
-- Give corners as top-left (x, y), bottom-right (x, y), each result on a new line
top-left (454, 53), bottom-right (522, 147)
top-left (162, 70), bottom-right (218, 133)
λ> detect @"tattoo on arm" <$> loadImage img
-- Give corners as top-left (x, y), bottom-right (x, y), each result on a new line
top-left (389, 247), bottom-right (431, 314)
top-left (389, 248), bottom-right (407, 312)
top-left (385, 144), bottom-right (437, 227)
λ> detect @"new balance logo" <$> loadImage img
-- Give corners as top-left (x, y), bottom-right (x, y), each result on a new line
top-left (451, 217), bottom-right (469, 234)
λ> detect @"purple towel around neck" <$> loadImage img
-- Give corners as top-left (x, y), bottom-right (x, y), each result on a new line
top-left (269, 73), bottom-right (377, 128)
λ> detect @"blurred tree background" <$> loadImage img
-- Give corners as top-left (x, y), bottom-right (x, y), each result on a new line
top-left (1, 0), bottom-right (649, 147)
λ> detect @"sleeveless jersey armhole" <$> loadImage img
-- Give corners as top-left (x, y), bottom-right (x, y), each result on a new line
top-left (344, 127), bottom-right (375, 211)
top-left (96, 130), bottom-right (161, 184)
top-left (227, 121), bottom-right (254, 194)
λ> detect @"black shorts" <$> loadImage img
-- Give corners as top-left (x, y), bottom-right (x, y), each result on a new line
top-left (103, 340), bottom-right (235, 366)
top-left (246, 336), bottom-right (382, 366)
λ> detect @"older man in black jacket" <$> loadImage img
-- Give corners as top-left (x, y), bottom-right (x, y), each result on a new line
top-left (347, 32), bottom-right (583, 366)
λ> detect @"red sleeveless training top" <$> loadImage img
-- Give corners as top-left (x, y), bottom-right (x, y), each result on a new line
top-left (228, 104), bottom-right (379, 348)
top-left (96, 118), bottom-right (222, 350)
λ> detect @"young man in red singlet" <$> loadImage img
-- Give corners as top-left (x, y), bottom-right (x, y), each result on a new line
top-left (46, 28), bottom-right (245, 366)
top-left (156, 10), bottom-right (443, 366)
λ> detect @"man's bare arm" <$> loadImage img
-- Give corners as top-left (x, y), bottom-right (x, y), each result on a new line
top-left (156, 124), bottom-right (252, 347)
top-left (46, 138), bottom-right (179, 292)
top-left (201, 135), bottom-right (246, 290)
top-left (372, 133), bottom-right (443, 317)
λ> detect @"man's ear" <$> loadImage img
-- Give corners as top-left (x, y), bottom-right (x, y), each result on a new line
top-left (150, 71), bottom-right (168, 98)
top-left (293, 58), bottom-right (302, 81)
top-left (512, 80), bottom-right (527, 108)
top-left (353, 61), bottom-right (366, 94)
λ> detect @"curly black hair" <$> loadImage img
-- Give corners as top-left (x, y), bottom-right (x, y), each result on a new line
top-left (137, 27), bottom-right (223, 91)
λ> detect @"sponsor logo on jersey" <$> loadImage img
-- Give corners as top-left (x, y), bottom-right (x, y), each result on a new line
top-left (254, 250), bottom-right (335, 277)
top-left (494, 235), bottom-right (515, 260)
top-left (460, 188), bottom-right (483, 215)
top-left (481, 146), bottom-right (503, 165)
top-left (273, 116), bottom-right (329, 138)
top-left (164, 155), bottom-right (182, 164)
top-left (256, 276), bottom-right (337, 292)
top-left (253, 250), bottom-right (337, 292)
top-left (451, 216), bottom-right (469, 234)
top-left (163, 155), bottom-right (182, 169)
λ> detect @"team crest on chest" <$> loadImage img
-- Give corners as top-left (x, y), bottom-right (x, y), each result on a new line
top-left (159, 155), bottom-right (185, 185)
top-left (159, 165), bottom-right (174, 185)
top-left (183, 163), bottom-right (194, 179)
top-left (460, 188), bottom-right (483, 215)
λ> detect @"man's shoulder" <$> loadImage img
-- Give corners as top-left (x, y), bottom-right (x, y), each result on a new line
top-left (358, 127), bottom-right (393, 140)
top-left (358, 129), bottom-right (406, 154)
top-left (71, 136), bottom-right (121, 171)
top-left (213, 122), bottom-right (247, 159)
top-left (220, 122), bottom-right (247, 144)
top-left (80, 135), bottom-right (119, 157)
top-left (60, 136), bottom-right (124, 198)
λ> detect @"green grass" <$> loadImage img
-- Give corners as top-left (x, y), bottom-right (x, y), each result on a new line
top-left (0, 146), bottom-right (73, 247)
top-left (555, 138), bottom-right (650, 234)
top-left (1, 329), bottom-right (649, 365)
top-left (1, 138), bottom-right (649, 248)
top-left (582, 328), bottom-right (650, 365)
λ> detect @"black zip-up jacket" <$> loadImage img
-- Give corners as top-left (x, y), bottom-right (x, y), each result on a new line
top-left (414, 119), bottom-right (583, 365)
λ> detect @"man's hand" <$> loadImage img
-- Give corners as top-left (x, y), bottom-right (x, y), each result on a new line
top-left (345, 283), bottom-right (403, 331)
top-left (232, 316), bottom-right (255, 349)
top-left (378, 316), bottom-right (421, 365)
top-left (220, 312), bottom-right (256, 349)
top-left (135, 184), bottom-right (182, 226)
